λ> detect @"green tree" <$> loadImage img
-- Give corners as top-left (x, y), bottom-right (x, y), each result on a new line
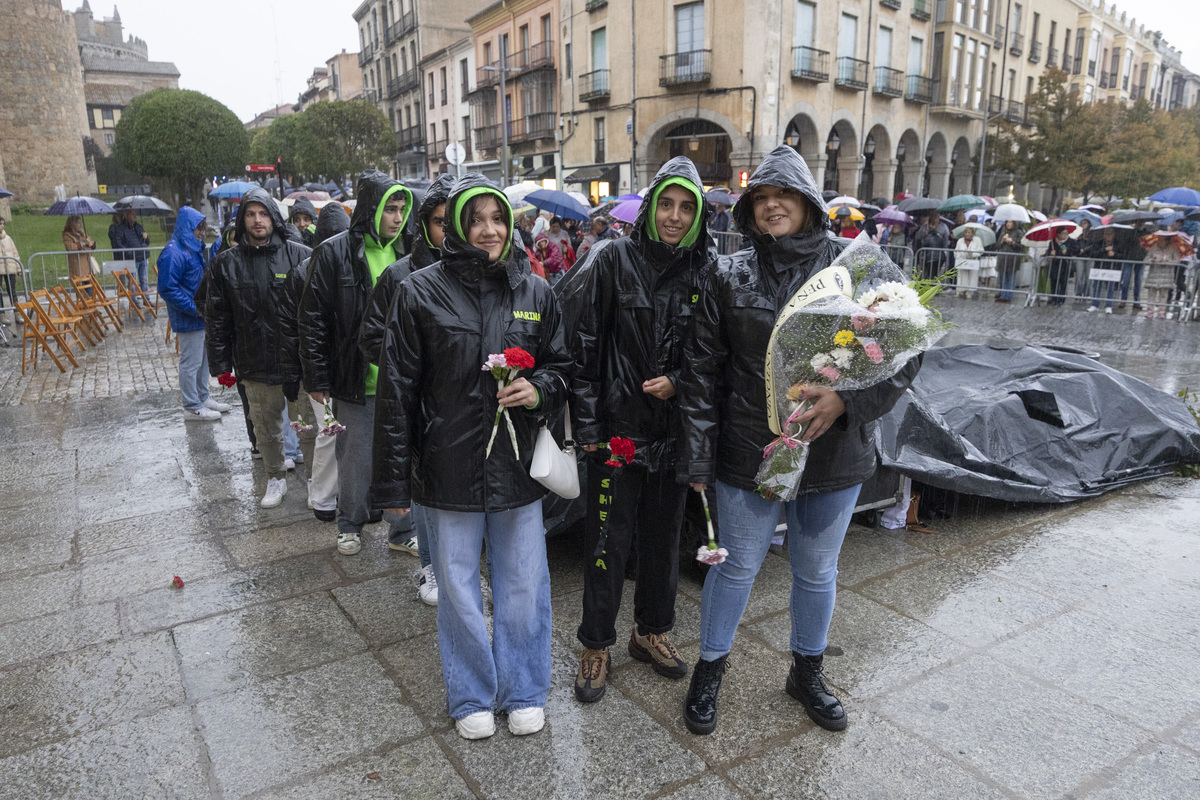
top-left (113, 88), bottom-right (249, 206)
top-left (1100, 99), bottom-right (1199, 202)
top-left (250, 112), bottom-right (309, 181)
top-left (297, 100), bottom-right (396, 180)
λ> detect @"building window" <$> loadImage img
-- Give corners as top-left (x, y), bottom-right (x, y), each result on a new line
top-left (980, 0), bottom-right (990, 35)
top-left (542, 14), bottom-right (552, 43)
top-left (460, 58), bottom-right (470, 99)
top-left (405, 105), bottom-right (412, 128)
top-left (443, 119), bottom-right (449, 143)
top-left (565, 42), bottom-right (572, 78)
top-left (484, 41), bottom-right (492, 66)
top-left (428, 74), bottom-right (435, 109)
top-left (594, 117), bottom-right (605, 163)
top-left (592, 28), bottom-right (607, 71)
top-left (462, 115), bottom-right (471, 152)
top-left (954, 0), bottom-right (966, 24)
top-left (104, 132), bottom-right (114, 146)
top-left (1087, 30), bottom-right (1099, 77)
top-left (950, 33), bottom-right (963, 104)
top-left (675, 2), bottom-right (704, 54)
top-left (878, 26), bottom-right (893, 69)
top-left (520, 24), bottom-right (530, 53)
top-left (965, 38), bottom-right (976, 108)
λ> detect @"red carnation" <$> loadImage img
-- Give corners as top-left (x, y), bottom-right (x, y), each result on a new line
top-left (605, 436), bottom-right (636, 467)
top-left (170, 576), bottom-right (185, 589)
top-left (503, 347), bottom-right (535, 371)
top-left (217, 372), bottom-right (237, 388)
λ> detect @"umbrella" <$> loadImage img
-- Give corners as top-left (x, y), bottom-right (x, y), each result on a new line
top-left (992, 203), bottom-right (1031, 223)
top-left (1029, 210), bottom-right (1048, 223)
top-left (1111, 209), bottom-right (1162, 226)
top-left (565, 191), bottom-right (592, 209)
top-left (524, 189), bottom-right (590, 221)
top-left (1078, 203), bottom-right (1106, 214)
top-left (285, 190), bottom-right (331, 202)
top-left (874, 205), bottom-right (913, 226)
top-left (705, 189), bottom-right (735, 206)
top-left (829, 205), bottom-right (864, 222)
top-left (113, 195), bottom-right (174, 215)
top-left (893, 191), bottom-right (914, 202)
top-left (503, 184), bottom-right (540, 204)
top-left (871, 197), bottom-right (890, 208)
top-left (44, 195), bottom-right (116, 216)
top-left (897, 197), bottom-right (943, 214)
top-left (616, 193), bottom-right (642, 203)
top-left (952, 222), bottom-right (996, 247)
top-left (821, 190), bottom-right (839, 202)
top-left (1062, 209), bottom-right (1102, 228)
top-left (979, 195), bottom-right (997, 205)
top-left (0, 188), bottom-right (12, 200)
top-left (1148, 187), bottom-right (1200, 206)
top-left (829, 195), bottom-right (861, 208)
top-left (1140, 230), bottom-right (1195, 258)
top-left (939, 194), bottom-right (986, 213)
top-left (1186, 207), bottom-right (1200, 222)
top-left (964, 208), bottom-right (992, 223)
top-left (1022, 218), bottom-right (1078, 244)
top-left (210, 180), bottom-right (259, 198)
top-left (262, 177), bottom-right (293, 193)
top-left (859, 204), bottom-right (882, 217)
top-left (610, 199), bottom-right (642, 224)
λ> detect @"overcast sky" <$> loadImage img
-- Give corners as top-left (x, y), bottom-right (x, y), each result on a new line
top-left (86, 0), bottom-right (1200, 122)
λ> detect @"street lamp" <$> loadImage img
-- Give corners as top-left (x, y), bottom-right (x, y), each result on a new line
top-left (480, 48), bottom-right (522, 187)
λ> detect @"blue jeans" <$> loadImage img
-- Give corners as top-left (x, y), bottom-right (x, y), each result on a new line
top-left (136, 259), bottom-right (150, 300)
top-left (414, 504), bottom-right (431, 569)
top-left (282, 406), bottom-right (300, 461)
top-left (1120, 263), bottom-right (1143, 303)
top-left (425, 501), bottom-right (551, 720)
top-left (699, 481), bottom-right (861, 661)
top-left (177, 330), bottom-right (210, 412)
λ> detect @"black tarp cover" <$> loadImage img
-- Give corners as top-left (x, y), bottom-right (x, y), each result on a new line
top-left (877, 344), bottom-right (1200, 502)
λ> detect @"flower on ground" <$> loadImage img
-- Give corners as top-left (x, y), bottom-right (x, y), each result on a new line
top-left (833, 330), bottom-right (856, 347)
top-left (170, 576), bottom-right (184, 589)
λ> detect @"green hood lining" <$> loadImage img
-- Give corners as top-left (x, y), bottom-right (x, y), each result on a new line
top-left (645, 176), bottom-right (704, 248)
top-left (452, 186), bottom-right (514, 261)
top-left (373, 185), bottom-right (413, 250)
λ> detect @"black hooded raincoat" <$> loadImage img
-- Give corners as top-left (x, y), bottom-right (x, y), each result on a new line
top-left (279, 204), bottom-right (350, 388)
top-left (556, 156), bottom-right (717, 471)
top-left (370, 173), bottom-right (573, 512)
top-left (678, 145), bottom-right (919, 495)
top-left (297, 170), bottom-right (414, 405)
top-left (358, 173), bottom-right (455, 366)
top-left (289, 197), bottom-right (318, 248)
top-left (206, 188), bottom-right (312, 383)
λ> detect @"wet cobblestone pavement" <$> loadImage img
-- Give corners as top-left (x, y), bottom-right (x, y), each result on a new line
top-left (1, 307), bottom-right (1199, 798)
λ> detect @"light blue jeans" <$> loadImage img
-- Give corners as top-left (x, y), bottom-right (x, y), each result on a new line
top-left (282, 406), bottom-right (300, 461)
top-left (699, 481), bottom-right (861, 661)
top-left (177, 330), bottom-right (210, 412)
top-left (424, 501), bottom-right (551, 720)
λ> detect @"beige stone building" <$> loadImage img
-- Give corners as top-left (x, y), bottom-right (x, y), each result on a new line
top-left (421, 36), bottom-right (477, 176)
top-left (464, 0), bottom-right (562, 187)
top-left (295, 53), bottom-right (366, 112)
top-left (354, 0), bottom-right (481, 180)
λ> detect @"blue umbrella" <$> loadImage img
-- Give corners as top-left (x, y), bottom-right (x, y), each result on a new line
top-left (524, 189), bottom-right (590, 221)
top-left (0, 187), bottom-right (12, 200)
top-left (1148, 187), bottom-right (1200, 206)
top-left (209, 180), bottom-right (259, 199)
top-left (44, 195), bottom-right (116, 215)
top-left (1062, 209), bottom-right (1102, 228)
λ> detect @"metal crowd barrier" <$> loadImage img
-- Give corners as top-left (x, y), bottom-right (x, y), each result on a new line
top-left (882, 245), bottom-right (915, 274)
top-left (910, 246), bottom-right (1036, 303)
top-left (0, 255), bottom-right (27, 344)
top-left (24, 246), bottom-right (165, 300)
top-left (1026, 255), bottom-right (1195, 321)
top-left (708, 230), bottom-right (744, 257)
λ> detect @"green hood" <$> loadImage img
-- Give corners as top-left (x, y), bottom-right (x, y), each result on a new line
top-left (373, 184), bottom-right (413, 251)
top-left (451, 185), bottom-right (514, 262)
top-left (644, 175), bottom-right (705, 248)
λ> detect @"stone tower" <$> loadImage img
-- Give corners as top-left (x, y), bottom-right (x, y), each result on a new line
top-left (0, 0), bottom-right (98, 205)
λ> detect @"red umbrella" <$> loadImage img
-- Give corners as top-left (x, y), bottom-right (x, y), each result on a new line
top-left (894, 191), bottom-right (915, 201)
top-left (1022, 218), bottom-right (1078, 243)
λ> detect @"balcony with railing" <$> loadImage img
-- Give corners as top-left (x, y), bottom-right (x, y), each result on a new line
top-left (911, 0), bottom-right (931, 21)
top-left (906, 74), bottom-right (934, 103)
top-left (509, 40), bottom-right (556, 74)
top-left (880, 0), bottom-right (902, 9)
top-left (426, 138), bottom-right (447, 160)
top-left (579, 69), bottom-right (610, 101)
top-left (1063, 53), bottom-right (1073, 73)
top-left (874, 67), bottom-right (904, 97)
top-left (358, 42), bottom-right (375, 66)
top-left (1047, 46), bottom-right (1058, 67)
top-left (660, 49), bottom-right (712, 86)
top-left (384, 11), bottom-right (416, 45)
top-left (1099, 70), bottom-right (1109, 89)
top-left (988, 93), bottom-right (1004, 115)
top-left (395, 126), bottom-right (425, 150)
top-left (473, 123), bottom-right (502, 150)
top-left (476, 60), bottom-right (504, 88)
top-left (791, 47), bottom-right (830, 82)
top-left (509, 112), bottom-right (557, 143)
top-left (993, 25), bottom-right (1005, 47)
top-left (388, 69), bottom-right (420, 98)
top-left (1029, 40), bottom-right (1041, 62)
top-left (835, 57), bottom-right (869, 90)
top-left (1005, 99), bottom-right (1024, 123)
top-left (585, 0), bottom-right (607, 9)
top-left (1009, 32), bottom-right (1024, 56)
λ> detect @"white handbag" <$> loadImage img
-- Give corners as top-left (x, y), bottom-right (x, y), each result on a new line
top-left (530, 402), bottom-right (580, 499)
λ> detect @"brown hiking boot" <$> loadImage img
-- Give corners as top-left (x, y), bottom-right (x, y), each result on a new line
top-left (575, 647), bottom-right (610, 702)
top-left (628, 629), bottom-right (688, 679)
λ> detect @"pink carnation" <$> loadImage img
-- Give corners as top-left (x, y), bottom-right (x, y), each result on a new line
top-left (851, 314), bottom-right (875, 333)
top-left (862, 341), bottom-right (885, 364)
top-left (696, 546), bottom-right (729, 565)
top-left (817, 365), bottom-right (841, 381)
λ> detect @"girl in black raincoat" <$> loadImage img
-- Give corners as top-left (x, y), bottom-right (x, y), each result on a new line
top-left (677, 146), bottom-right (918, 736)
top-left (370, 174), bottom-right (572, 741)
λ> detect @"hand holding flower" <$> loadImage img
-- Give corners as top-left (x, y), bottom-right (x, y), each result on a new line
top-left (792, 386), bottom-right (845, 442)
top-left (498, 377), bottom-right (539, 408)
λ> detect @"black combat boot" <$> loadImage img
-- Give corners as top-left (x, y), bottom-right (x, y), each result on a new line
top-left (786, 651), bottom-right (847, 731)
top-left (683, 655), bottom-right (728, 735)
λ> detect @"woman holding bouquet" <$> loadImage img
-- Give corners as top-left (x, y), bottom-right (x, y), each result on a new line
top-left (371, 173), bottom-right (573, 741)
top-left (677, 145), bottom-right (919, 735)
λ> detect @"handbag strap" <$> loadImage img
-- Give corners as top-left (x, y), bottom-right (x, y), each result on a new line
top-left (551, 373), bottom-right (574, 447)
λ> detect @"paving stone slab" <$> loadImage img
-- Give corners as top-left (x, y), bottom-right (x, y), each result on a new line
top-left (1080, 574), bottom-right (1200, 656)
top-left (0, 602), bottom-right (120, 668)
top-left (0, 631), bottom-right (183, 756)
top-left (1086, 745), bottom-right (1200, 800)
top-left (726, 710), bottom-right (1008, 800)
top-left (835, 526), bottom-right (934, 586)
top-left (875, 655), bottom-right (1149, 798)
top-left (75, 506), bottom-right (211, 559)
top-left (331, 572), bottom-right (440, 648)
top-left (197, 652), bottom-right (423, 799)
top-left (0, 705), bottom-right (207, 800)
top-left (76, 533), bottom-right (230, 604)
top-left (0, 567), bottom-right (81, 626)
top-left (377, 631), bottom-right (449, 725)
top-left (654, 774), bottom-right (749, 800)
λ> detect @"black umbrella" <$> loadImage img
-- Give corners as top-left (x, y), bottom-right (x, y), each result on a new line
top-left (0, 187), bottom-right (12, 200)
top-left (114, 195), bottom-right (174, 216)
top-left (1111, 209), bottom-right (1162, 225)
top-left (821, 189), bottom-right (839, 202)
top-left (897, 196), bottom-right (943, 214)
top-left (706, 189), bottom-right (736, 206)
top-left (859, 203), bottom-right (882, 217)
top-left (871, 196), bottom-right (890, 208)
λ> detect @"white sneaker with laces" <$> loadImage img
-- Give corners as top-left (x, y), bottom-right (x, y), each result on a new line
top-left (508, 707), bottom-right (545, 736)
top-left (260, 477), bottom-right (287, 508)
top-left (416, 564), bottom-right (438, 606)
top-left (1105, 307), bottom-right (1113, 314)
top-left (455, 711), bottom-right (496, 740)
top-left (184, 407), bottom-right (222, 421)
top-left (337, 531), bottom-right (361, 555)
top-left (203, 397), bottom-right (232, 413)
top-left (284, 457), bottom-right (296, 471)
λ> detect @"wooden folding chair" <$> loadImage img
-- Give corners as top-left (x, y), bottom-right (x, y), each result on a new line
top-left (16, 300), bottom-right (76, 373)
top-left (70, 275), bottom-right (123, 333)
top-left (49, 283), bottom-right (106, 342)
top-left (31, 289), bottom-right (93, 351)
top-left (112, 268), bottom-right (157, 322)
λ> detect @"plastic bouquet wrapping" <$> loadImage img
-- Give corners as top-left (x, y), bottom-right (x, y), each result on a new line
top-left (756, 233), bottom-right (952, 501)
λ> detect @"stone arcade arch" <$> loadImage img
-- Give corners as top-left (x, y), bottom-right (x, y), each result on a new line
top-left (635, 108), bottom-right (751, 190)
top-left (859, 124), bottom-right (893, 202)
top-left (894, 129), bottom-right (923, 199)
top-left (949, 136), bottom-right (973, 198)
top-left (924, 131), bottom-right (949, 199)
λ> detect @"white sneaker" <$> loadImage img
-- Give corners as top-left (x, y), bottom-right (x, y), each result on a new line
top-left (307, 479), bottom-right (313, 509)
top-left (1086, 306), bottom-right (1098, 313)
top-left (284, 458), bottom-right (296, 471)
top-left (337, 531), bottom-right (361, 555)
top-left (184, 407), bottom-right (222, 421)
top-left (415, 564), bottom-right (438, 606)
top-left (260, 477), bottom-right (287, 508)
top-left (1105, 307), bottom-right (1113, 314)
top-left (203, 397), bottom-right (232, 413)
top-left (455, 711), bottom-right (496, 740)
top-left (507, 707), bottom-right (545, 736)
